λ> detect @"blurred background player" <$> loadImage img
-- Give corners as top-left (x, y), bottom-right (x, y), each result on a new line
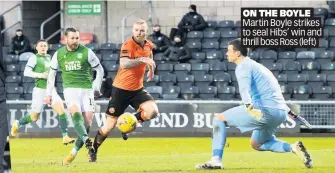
top-left (88, 19), bottom-right (159, 162)
top-left (45, 27), bottom-right (104, 165)
top-left (10, 40), bottom-right (75, 145)
top-left (196, 39), bottom-right (313, 170)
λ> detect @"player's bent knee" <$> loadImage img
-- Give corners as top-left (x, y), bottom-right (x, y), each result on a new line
top-left (250, 140), bottom-right (262, 151)
top-left (142, 102), bottom-right (159, 120)
top-left (148, 107), bottom-right (159, 119)
top-left (30, 113), bottom-right (40, 122)
top-left (215, 113), bottom-right (226, 121)
top-left (69, 105), bottom-right (79, 114)
top-left (51, 103), bottom-right (65, 114)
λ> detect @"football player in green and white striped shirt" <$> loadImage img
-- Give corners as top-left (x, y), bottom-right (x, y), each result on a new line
top-left (11, 40), bottom-right (75, 145)
top-left (45, 27), bottom-right (104, 165)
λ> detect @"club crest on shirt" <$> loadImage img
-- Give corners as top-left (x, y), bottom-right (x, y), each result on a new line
top-left (77, 53), bottom-right (83, 59)
top-left (109, 107), bottom-right (115, 113)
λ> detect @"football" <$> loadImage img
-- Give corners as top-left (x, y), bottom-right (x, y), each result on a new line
top-left (116, 112), bottom-right (138, 133)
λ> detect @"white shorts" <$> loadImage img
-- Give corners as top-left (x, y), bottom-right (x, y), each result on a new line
top-left (63, 88), bottom-right (95, 113)
top-left (31, 87), bottom-right (63, 113)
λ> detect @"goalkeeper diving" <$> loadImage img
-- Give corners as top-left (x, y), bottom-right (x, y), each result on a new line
top-left (196, 39), bottom-right (313, 170)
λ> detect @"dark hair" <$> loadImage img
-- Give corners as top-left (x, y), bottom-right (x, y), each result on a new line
top-left (36, 39), bottom-right (47, 45)
top-left (189, 4), bottom-right (197, 12)
top-left (228, 38), bottom-right (248, 57)
top-left (65, 27), bottom-right (79, 36)
top-left (35, 39), bottom-right (48, 50)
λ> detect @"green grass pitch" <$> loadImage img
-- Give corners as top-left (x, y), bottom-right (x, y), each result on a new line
top-left (9, 137), bottom-right (335, 173)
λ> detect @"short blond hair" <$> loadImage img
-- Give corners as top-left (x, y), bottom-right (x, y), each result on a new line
top-left (133, 19), bottom-right (148, 30)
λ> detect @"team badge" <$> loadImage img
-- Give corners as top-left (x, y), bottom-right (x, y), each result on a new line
top-left (109, 107), bottom-right (115, 113)
top-left (77, 53), bottom-right (83, 59)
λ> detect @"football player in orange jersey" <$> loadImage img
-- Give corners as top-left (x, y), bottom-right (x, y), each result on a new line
top-left (88, 19), bottom-right (159, 162)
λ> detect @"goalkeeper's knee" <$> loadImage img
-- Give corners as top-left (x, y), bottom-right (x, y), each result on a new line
top-left (250, 140), bottom-right (262, 151)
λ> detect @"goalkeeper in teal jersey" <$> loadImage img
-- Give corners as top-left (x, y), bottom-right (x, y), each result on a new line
top-left (45, 27), bottom-right (104, 166)
top-left (10, 40), bottom-right (75, 145)
top-left (196, 39), bottom-right (313, 170)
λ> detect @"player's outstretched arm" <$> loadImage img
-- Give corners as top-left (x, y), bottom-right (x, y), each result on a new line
top-left (88, 49), bottom-right (104, 95)
top-left (23, 55), bottom-right (48, 79)
top-left (146, 52), bottom-right (155, 82)
top-left (119, 41), bottom-right (155, 69)
top-left (119, 57), bottom-right (148, 69)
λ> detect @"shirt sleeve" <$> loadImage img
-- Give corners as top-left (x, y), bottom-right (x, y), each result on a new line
top-left (120, 41), bottom-right (133, 58)
top-left (87, 49), bottom-right (100, 68)
top-left (26, 55), bottom-right (37, 69)
top-left (235, 63), bottom-right (252, 104)
top-left (88, 49), bottom-right (104, 92)
top-left (50, 51), bottom-right (59, 70)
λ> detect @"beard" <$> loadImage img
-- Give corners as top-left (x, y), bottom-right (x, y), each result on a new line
top-left (68, 43), bottom-right (79, 50)
top-left (135, 35), bottom-right (146, 42)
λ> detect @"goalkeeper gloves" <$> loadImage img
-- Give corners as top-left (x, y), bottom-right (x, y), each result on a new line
top-left (288, 110), bottom-right (312, 129)
top-left (245, 104), bottom-right (263, 120)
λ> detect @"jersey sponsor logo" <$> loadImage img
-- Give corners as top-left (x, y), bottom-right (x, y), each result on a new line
top-left (64, 61), bottom-right (82, 71)
top-left (122, 50), bottom-right (129, 54)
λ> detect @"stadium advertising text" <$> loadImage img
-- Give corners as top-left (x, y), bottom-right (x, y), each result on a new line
top-left (7, 103), bottom-right (299, 135)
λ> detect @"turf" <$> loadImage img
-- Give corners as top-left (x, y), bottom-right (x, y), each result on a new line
top-left (9, 137), bottom-right (335, 173)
